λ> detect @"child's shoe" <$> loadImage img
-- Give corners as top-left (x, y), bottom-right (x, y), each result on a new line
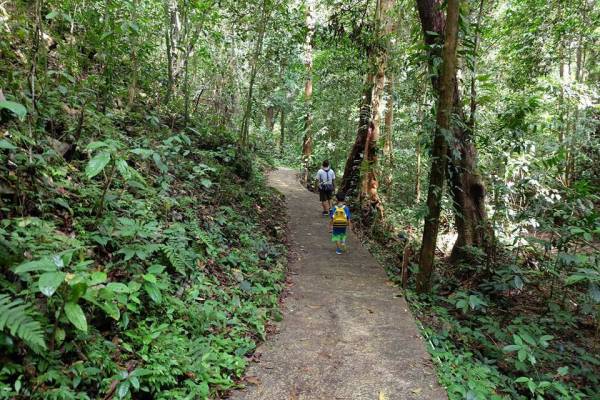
top-left (335, 248), bottom-right (343, 255)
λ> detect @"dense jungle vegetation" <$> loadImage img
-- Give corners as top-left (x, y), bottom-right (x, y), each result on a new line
top-left (1, 0), bottom-right (599, 399)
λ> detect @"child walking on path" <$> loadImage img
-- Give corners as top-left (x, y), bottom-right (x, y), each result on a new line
top-left (329, 193), bottom-right (351, 254)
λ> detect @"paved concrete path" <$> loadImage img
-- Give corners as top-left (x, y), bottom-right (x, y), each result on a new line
top-left (229, 168), bottom-right (447, 400)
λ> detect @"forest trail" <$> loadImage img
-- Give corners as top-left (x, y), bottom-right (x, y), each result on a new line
top-left (230, 168), bottom-right (447, 400)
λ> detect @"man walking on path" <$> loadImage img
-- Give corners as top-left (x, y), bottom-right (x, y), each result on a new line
top-left (316, 160), bottom-right (335, 216)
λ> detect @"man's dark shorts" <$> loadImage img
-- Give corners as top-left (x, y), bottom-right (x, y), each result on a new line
top-left (319, 188), bottom-right (333, 202)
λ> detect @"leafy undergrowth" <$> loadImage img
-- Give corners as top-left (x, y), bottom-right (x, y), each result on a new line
top-left (0, 121), bottom-right (287, 399)
top-left (356, 225), bottom-right (600, 400)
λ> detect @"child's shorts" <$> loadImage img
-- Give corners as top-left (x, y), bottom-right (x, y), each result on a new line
top-left (331, 227), bottom-right (347, 242)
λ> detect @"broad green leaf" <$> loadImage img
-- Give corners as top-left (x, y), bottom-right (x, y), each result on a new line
top-left (86, 141), bottom-right (109, 150)
top-left (53, 198), bottom-right (72, 213)
top-left (45, 11), bottom-right (60, 19)
top-left (513, 334), bottom-right (523, 345)
top-left (0, 100), bottom-right (27, 120)
top-left (565, 274), bottom-right (586, 285)
top-left (142, 273), bottom-right (157, 283)
top-left (503, 344), bottom-right (521, 352)
top-left (116, 159), bottom-right (133, 180)
top-left (152, 153), bottom-right (168, 173)
top-left (143, 282), bottom-right (162, 303)
top-left (117, 381), bottom-right (130, 399)
top-left (89, 271), bottom-right (108, 286)
top-left (589, 283), bottom-right (600, 303)
top-left (107, 282), bottom-right (130, 293)
top-left (0, 139), bottom-right (17, 150)
top-left (513, 275), bottom-right (524, 289)
top-left (38, 272), bottom-right (66, 297)
top-left (85, 152), bottom-right (111, 179)
top-left (200, 178), bottom-right (213, 189)
top-left (147, 264), bottom-right (165, 274)
top-left (100, 302), bottom-right (120, 320)
top-left (68, 282), bottom-right (88, 302)
top-left (130, 376), bottom-right (140, 390)
top-left (539, 335), bottom-right (554, 347)
top-left (520, 332), bottom-right (536, 346)
top-left (64, 302), bottom-right (87, 332)
top-left (54, 327), bottom-right (66, 344)
top-left (14, 258), bottom-right (57, 274)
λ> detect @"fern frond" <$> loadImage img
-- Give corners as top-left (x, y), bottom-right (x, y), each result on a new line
top-left (0, 293), bottom-right (46, 353)
top-left (162, 242), bottom-right (195, 275)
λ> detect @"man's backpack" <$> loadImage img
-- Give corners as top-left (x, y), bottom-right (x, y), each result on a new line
top-left (332, 205), bottom-right (348, 227)
top-left (321, 170), bottom-right (333, 192)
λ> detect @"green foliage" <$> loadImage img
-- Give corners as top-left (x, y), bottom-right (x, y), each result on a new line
top-left (0, 2), bottom-right (289, 397)
top-left (0, 294), bottom-right (46, 354)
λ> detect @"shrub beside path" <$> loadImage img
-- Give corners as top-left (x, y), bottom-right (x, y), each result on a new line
top-left (230, 168), bottom-right (447, 400)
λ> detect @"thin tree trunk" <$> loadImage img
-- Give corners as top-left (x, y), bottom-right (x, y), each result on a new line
top-left (164, 0), bottom-right (174, 104)
top-left (383, 76), bottom-right (394, 199)
top-left (240, 0), bottom-right (270, 148)
top-left (415, 91), bottom-right (425, 203)
top-left (301, 0), bottom-right (316, 185)
top-left (416, 0), bottom-right (460, 293)
top-left (567, 29), bottom-right (584, 186)
top-left (468, 0), bottom-right (485, 132)
top-left (415, 139), bottom-right (422, 202)
top-left (29, 0), bottom-right (43, 112)
top-left (279, 109), bottom-right (285, 155)
top-left (128, 0), bottom-right (139, 108)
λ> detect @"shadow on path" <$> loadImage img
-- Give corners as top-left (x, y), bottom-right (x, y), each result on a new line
top-left (229, 168), bottom-right (447, 400)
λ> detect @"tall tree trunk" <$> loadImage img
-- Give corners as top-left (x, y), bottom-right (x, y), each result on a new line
top-left (183, 55), bottom-right (190, 127)
top-left (415, 138), bottom-right (422, 202)
top-left (29, 0), bottom-right (43, 112)
top-left (340, 74), bottom-right (374, 198)
top-left (415, 91), bottom-right (425, 203)
top-left (265, 106), bottom-right (276, 132)
top-left (416, 0), bottom-right (493, 263)
top-left (128, 0), bottom-right (139, 109)
top-left (360, 0), bottom-right (394, 220)
top-left (301, 0), bottom-right (315, 185)
top-left (567, 25), bottom-right (584, 186)
top-left (240, 0), bottom-right (269, 148)
top-left (279, 109), bottom-right (285, 155)
top-left (164, 0), bottom-right (174, 105)
top-left (468, 0), bottom-right (484, 132)
top-left (383, 76), bottom-right (394, 199)
top-left (416, 0), bottom-right (460, 293)
top-left (341, 0), bottom-right (394, 204)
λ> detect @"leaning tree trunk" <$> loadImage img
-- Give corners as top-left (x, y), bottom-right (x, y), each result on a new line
top-left (301, 0), bottom-right (315, 185)
top-left (416, 0), bottom-right (493, 263)
top-left (340, 74), bottom-right (374, 198)
top-left (341, 0), bottom-right (395, 204)
top-left (416, 0), bottom-right (460, 294)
